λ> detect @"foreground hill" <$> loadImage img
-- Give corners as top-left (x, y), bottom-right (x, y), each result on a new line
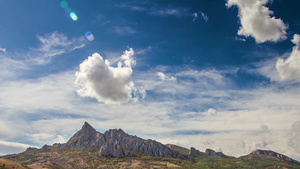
top-left (2, 122), bottom-right (300, 169)
top-left (0, 158), bottom-right (30, 169)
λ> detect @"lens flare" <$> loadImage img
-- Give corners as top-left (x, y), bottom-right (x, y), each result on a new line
top-left (70, 12), bottom-right (78, 21)
top-left (60, 1), bottom-right (68, 8)
top-left (85, 32), bottom-right (95, 41)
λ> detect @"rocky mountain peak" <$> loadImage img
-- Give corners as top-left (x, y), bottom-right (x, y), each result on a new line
top-left (246, 149), bottom-right (300, 165)
top-left (65, 122), bottom-right (105, 150)
top-left (81, 122), bottom-right (96, 134)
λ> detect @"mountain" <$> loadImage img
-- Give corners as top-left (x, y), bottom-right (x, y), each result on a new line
top-left (1, 122), bottom-right (300, 169)
top-left (66, 122), bottom-right (184, 159)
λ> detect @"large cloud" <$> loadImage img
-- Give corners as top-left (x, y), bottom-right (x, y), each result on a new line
top-left (276, 34), bottom-right (300, 81)
top-left (0, 141), bottom-right (36, 155)
top-left (75, 48), bottom-right (138, 104)
top-left (227, 0), bottom-right (287, 43)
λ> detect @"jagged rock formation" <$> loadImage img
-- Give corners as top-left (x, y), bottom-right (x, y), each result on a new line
top-left (245, 149), bottom-right (300, 165)
top-left (25, 147), bottom-right (38, 152)
top-left (65, 122), bottom-right (185, 159)
top-left (205, 149), bottom-right (227, 158)
top-left (189, 147), bottom-right (202, 155)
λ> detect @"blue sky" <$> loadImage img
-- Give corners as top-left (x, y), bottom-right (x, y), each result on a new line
top-left (1, 0), bottom-right (300, 160)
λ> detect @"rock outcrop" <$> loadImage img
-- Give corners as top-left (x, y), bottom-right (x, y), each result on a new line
top-left (245, 149), bottom-right (300, 165)
top-left (189, 147), bottom-right (202, 155)
top-left (66, 122), bottom-right (185, 159)
top-left (205, 149), bottom-right (227, 158)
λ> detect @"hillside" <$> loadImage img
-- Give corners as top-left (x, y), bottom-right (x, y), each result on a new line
top-left (2, 122), bottom-right (300, 169)
top-left (0, 158), bottom-right (30, 169)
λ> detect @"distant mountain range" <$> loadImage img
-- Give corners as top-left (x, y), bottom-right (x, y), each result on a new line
top-left (1, 122), bottom-right (300, 169)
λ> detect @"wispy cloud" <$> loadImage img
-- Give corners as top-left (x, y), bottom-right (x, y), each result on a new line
top-left (0, 32), bottom-right (86, 80)
top-left (30, 32), bottom-right (86, 64)
top-left (113, 26), bottom-right (136, 35)
top-left (118, 2), bottom-right (190, 17)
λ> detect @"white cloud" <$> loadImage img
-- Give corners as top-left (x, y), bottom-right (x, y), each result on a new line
top-left (207, 108), bottom-right (217, 116)
top-left (0, 48), bottom-right (6, 52)
top-left (0, 141), bottom-right (36, 155)
top-left (30, 32), bottom-right (86, 64)
top-left (157, 72), bottom-right (176, 81)
top-left (193, 10), bottom-right (209, 22)
top-left (119, 3), bottom-right (190, 17)
top-left (0, 57), bottom-right (29, 80)
top-left (276, 34), bottom-right (300, 81)
top-left (287, 121), bottom-right (300, 155)
top-left (0, 122), bottom-right (15, 140)
top-left (0, 71), bottom-right (76, 111)
top-left (152, 7), bottom-right (189, 17)
top-left (75, 48), bottom-right (140, 104)
top-left (32, 133), bottom-right (66, 145)
top-left (113, 26), bottom-right (136, 35)
top-left (226, 0), bottom-right (287, 43)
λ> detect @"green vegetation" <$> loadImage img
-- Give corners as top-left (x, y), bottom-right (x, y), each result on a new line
top-left (169, 144), bottom-right (190, 155)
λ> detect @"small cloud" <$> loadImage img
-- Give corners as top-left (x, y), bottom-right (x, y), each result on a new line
top-left (153, 8), bottom-right (188, 17)
top-left (0, 48), bottom-right (6, 52)
top-left (226, 0), bottom-right (287, 43)
top-left (235, 36), bottom-right (246, 42)
top-left (75, 48), bottom-right (143, 104)
top-left (193, 10), bottom-right (209, 22)
top-left (113, 26), bottom-right (136, 35)
top-left (157, 72), bottom-right (176, 81)
top-left (207, 108), bottom-right (218, 116)
top-left (276, 34), bottom-right (300, 81)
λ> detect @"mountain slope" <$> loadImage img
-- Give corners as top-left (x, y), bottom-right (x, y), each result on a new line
top-left (0, 158), bottom-right (30, 169)
top-left (243, 149), bottom-right (300, 165)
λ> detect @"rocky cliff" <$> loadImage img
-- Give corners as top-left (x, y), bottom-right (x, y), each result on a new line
top-left (65, 122), bottom-right (185, 159)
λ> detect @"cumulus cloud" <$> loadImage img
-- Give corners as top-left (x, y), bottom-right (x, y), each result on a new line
top-left (75, 48), bottom-right (141, 104)
top-left (276, 34), bottom-right (300, 81)
top-left (226, 0), bottom-right (287, 43)
top-left (157, 72), bottom-right (176, 81)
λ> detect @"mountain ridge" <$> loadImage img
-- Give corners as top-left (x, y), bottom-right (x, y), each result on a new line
top-left (65, 122), bottom-right (185, 159)
top-left (1, 122), bottom-right (300, 168)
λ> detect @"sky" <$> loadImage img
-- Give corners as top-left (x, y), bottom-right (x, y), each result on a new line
top-left (0, 0), bottom-right (300, 160)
